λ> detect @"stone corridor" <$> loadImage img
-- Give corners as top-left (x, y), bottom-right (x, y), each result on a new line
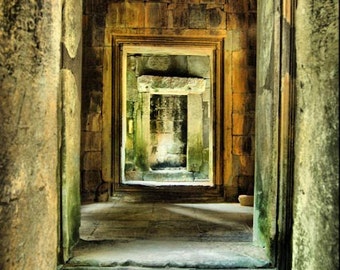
top-left (63, 202), bottom-right (271, 269)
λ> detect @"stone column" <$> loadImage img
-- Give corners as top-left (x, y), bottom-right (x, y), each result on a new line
top-left (61, 0), bottom-right (82, 261)
top-left (292, 1), bottom-right (339, 269)
top-left (0, 1), bottom-right (62, 269)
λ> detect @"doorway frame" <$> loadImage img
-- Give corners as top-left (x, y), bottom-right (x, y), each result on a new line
top-left (102, 35), bottom-right (226, 197)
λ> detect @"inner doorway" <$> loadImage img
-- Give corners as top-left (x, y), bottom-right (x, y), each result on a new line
top-left (122, 48), bottom-right (213, 186)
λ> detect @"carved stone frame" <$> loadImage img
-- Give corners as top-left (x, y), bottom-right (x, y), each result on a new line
top-left (103, 35), bottom-right (225, 194)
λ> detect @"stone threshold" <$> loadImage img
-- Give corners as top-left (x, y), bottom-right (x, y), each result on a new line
top-left (122, 180), bottom-right (213, 187)
top-left (63, 240), bottom-right (272, 270)
top-left (62, 267), bottom-right (276, 270)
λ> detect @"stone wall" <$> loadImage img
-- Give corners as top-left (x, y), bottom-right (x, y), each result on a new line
top-left (82, 0), bottom-right (257, 202)
top-left (0, 1), bottom-right (61, 269)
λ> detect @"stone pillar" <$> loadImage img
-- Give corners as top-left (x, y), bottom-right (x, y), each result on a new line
top-left (135, 92), bottom-right (151, 172)
top-left (253, 0), bottom-right (280, 261)
top-left (0, 1), bottom-right (62, 269)
top-left (292, 1), bottom-right (339, 269)
top-left (187, 94), bottom-right (203, 172)
top-left (60, 0), bottom-right (82, 261)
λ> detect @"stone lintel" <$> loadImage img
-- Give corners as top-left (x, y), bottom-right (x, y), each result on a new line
top-left (137, 75), bottom-right (206, 94)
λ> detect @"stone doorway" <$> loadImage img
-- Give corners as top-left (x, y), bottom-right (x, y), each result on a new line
top-left (103, 37), bottom-right (225, 190)
top-left (124, 74), bottom-right (211, 185)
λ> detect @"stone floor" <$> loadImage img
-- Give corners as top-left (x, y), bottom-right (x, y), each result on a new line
top-left (64, 201), bottom-right (272, 269)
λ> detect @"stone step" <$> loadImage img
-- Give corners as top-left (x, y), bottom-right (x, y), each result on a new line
top-left (61, 240), bottom-right (273, 270)
top-left (110, 189), bottom-right (225, 203)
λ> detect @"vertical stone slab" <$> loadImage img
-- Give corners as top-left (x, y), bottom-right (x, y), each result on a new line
top-left (145, 2), bottom-right (168, 28)
top-left (0, 1), bottom-right (61, 269)
top-left (187, 94), bottom-right (204, 172)
top-left (126, 1), bottom-right (145, 28)
top-left (293, 1), bottom-right (339, 269)
top-left (61, 0), bottom-right (82, 262)
top-left (189, 4), bottom-right (207, 29)
top-left (102, 47), bottom-right (112, 182)
top-left (60, 69), bottom-right (81, 261)
top-left (135, 93), bottom-right (151, 172)
top-left (253, 0), bottom-right (280, 262)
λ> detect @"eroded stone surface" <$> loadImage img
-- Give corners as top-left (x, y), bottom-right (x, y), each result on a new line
top-left (62, 0), bottom-right (82, 58)
top-left (68, 202), bottom-right (270, 269)
top-left (293, 0), bottom-right (339, 269)
top-left (0, 1), bottom-right (62, 269)
top-left (137, 75), bottom-right (206, 94)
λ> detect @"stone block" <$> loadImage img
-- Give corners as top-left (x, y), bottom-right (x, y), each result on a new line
top-left (232, 93), bottom-right (255, 113)
top-left (82, 132), bottom-right (102, 151)
top-left (145, 2), bottom-right (168, 28)
top-left (93, 14), bottom-right (106, 28)
top-left (126, 1), bottom-right (145, 28)
top-left (187, 0), bottom-right (201, 4)
top-left (189, 4), bottom-right (207, 29)
top-left (83, 47), bottom-right (104, 68)
top-left (85, 113), bottom-right (102, 132)
top-left (225, 30), bottom-right (247, 52)
top-left (106, 2), bottom-right (125, 28)
top-left (82, 66), bottom-right (103, 92)
top-left (233, 50), bottom-right (247, 67)
top-left (232, 136), bottom-right (254, 156)
top-left (226, 13), bottom-right (246, 30)
top-left (225, 0), bottom-right (247, 13)
top-left (232, 113), bottom-right (255, 135)
top-left (187, 56), bottom-right (210, 78)
top-left (89, 23), bottom-right (105, 47)
top-left (224, 186), bottom-right (239, 202)
top-left (169, 4), bottom-right (189, 28)
top-left (83, 151), bottom-right (101, 170)
top-left (84, 0), bottom-right (107, 15)
top-left (207, 6), bottom-right (226, 29)
top-left (224, 50), bottom-right (232, 85)
top-left (137, 75), bottom-right (206, 94)
top-left (89, 91), bottom-right (103, 113)
top-left (82, 170), bottom-right (102, 192)
top-left (232, 66), bottom-right (248, 93)
top-left (233, 155), bottom-right (254, 176)
top-left (238, 175), bottom-right (254, 194)
top-left (63, 0), bottom-right (82, 58)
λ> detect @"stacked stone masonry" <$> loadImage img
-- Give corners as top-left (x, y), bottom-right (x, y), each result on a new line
top-left (82, 0), bottom-right (257, 202)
